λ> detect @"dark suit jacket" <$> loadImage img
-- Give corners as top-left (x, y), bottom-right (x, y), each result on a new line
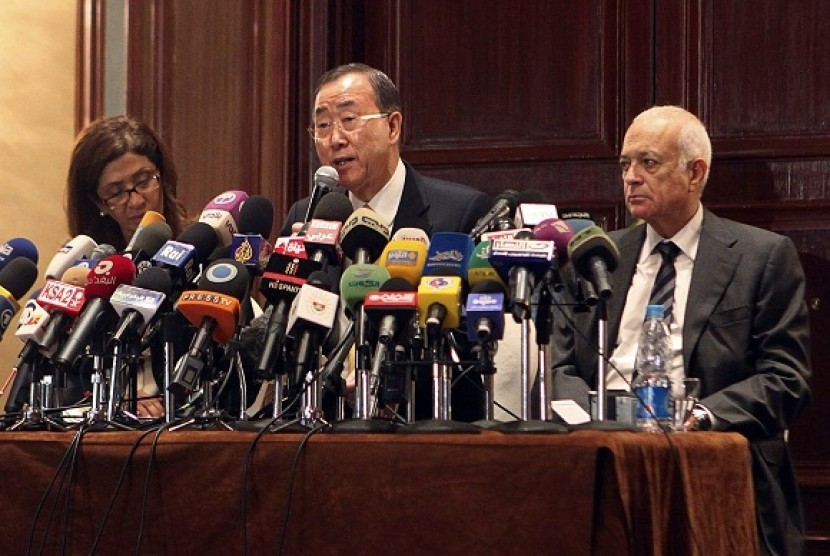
top-left (551, 209), bottom-right (811, 556)
top-left (279, 161), bottom-right (494, 422)
top-left (280, 162), bottom-right (493, 238)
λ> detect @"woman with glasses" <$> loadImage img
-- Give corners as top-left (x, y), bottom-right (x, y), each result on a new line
top-left (63, 116), bottom-right (191, 419)
top-left (66, 115), bottom-right (189, 250)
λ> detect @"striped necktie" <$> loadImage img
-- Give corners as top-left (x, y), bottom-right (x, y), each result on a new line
top-left (649, 241), bottom-right (680, 323)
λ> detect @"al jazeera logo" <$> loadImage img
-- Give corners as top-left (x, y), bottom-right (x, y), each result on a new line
top-left (234, 238), bottom-right (254, 264)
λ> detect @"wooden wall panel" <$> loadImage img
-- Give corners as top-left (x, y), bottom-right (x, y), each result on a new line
top-left (351, 0), bottom-right (651, 208)
top-left (123, 0), bottom-right (303, 226)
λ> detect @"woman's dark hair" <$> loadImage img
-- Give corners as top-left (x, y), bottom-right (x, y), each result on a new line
top-left (65, 116), bottom-right (189, 250)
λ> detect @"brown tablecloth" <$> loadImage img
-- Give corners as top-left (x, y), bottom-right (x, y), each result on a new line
top-left (0, 428), bottom-right (757, 555)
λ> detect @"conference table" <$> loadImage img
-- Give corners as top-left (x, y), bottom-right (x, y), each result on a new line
top-left (0, 427), bottom-right (757, 555)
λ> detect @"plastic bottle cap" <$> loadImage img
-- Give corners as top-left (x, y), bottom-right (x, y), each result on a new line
top-left (645, 304), bottom-right (665, 319)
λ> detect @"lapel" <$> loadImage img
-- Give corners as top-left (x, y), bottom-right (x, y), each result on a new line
top-left (391, 163), bottom-right (432, 235)
top-left (682, 209), bottom-right (740, 371)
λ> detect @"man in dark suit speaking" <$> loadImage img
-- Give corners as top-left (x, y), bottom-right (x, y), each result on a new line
top-left (280, 63), bottom-right (492, 237)
top-left (550, 105), bottom-right (811, 555)
top-left (275, 63), bottom-right (493, 422)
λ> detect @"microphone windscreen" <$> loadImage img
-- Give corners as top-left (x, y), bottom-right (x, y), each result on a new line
top-left (61, 264), bottom-right (91, 287)
top-left (380, 277), bottom-right (416, 292)
top-left (198, 258), bottom-right (250, 300)
top-left (314, 165), bottom-right (340, 189)
top-left (339, 263), bottom-right (391, 315)
top-left (133, 266), bottom-right (174, 295)
top-left (0, 238), bottom-right (39, 269)
top-left (238, 195), bottom-right (274, 238)
top-left (199, 190), bottom-right (249, 246)
top-left (470, 279), bottom-right (506, 295)
top-left (90, 243), bottom-right (117, 261)
top-left (45, 235), bottom-right (97, 279)
top-left (340, 208), bottom-right (391, 262)
top-left (306, 269), bottom-right (333, 291)
top-left (85, 255), bottom-right (136, 298)
top-left (391, 227), bottom-right (430, 247)
top-left (178, 221), bottom-right (221, 263)
top-left (567, 226), bottom-right (620, 274)
top-left (565, 218), bottom-right (595, 233)
top-left (131, 220), bottom-right (173, 255)
top-left (312, 192), bottom-right (353, 222)
top-left (0, 257), bottom-right (38, 300)
top-left (380, 240), bottom-right (427, 286)
top-left (533, 218), bottom-right (576, 264)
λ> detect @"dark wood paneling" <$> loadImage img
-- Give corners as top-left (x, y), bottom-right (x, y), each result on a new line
top-left (124, 0), bottom-right (306, 224)
top-left (81, 0), bottom-right (830, 551)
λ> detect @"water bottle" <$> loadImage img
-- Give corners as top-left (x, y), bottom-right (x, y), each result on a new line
top-left (632, 304), bottom-right (672, 432)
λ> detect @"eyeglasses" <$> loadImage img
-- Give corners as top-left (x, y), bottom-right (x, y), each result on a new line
top-left (308, 113), bottom-right (390, 139)
top-left (101, 173), bottom-right (161, 208)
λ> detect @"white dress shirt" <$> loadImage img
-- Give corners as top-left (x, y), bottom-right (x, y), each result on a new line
top-left (606, 204), bottom-right (703, 391)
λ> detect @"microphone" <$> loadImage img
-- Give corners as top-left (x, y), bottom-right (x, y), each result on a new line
top-left (364, 278), bottom-right (418, 409)
top-left (125, 210), bottom-right (165, 252)
top-left (287, 270), bottom-right (339, 386)
top-left (379, 240), bottom-right (427, 287)
top-left (468, 189), bottom-right (521, 239)
top-left (122, 220), bottom-right (173, 272)
top-left (0, 237), bottom-right (39, 269)
top-left (567, 225), bottom-right (619, 300)
top-left (417, 275), bottom-right (463, 331)
top-left (391, 227), bottom-right (430, 247)
top-left (273, 236), bottom-right (308, 258)
top-left (170, 259), bottom-right (249, 397)
top-left (53, 255), bottom-right (137, 369)
top-left (467, 241), bottom-right (506, 289)
top-left (59, 263), bottom-right (91, 287)
top-left (198, 190), bottom-right (250, 247)
top-left (44, 235), bottom-right (97, 280)
top-left (515, 202), bottom-right (559, 229)
top-left (256, 252), bottom-right (323, 377)
top-left (465, 280), bottom-right (506, 343)
top-left (108, 266), bottom-right (173, 346)
top-left (304, 165), bottom-right (339, 222)
top-left (0, 257), bottom-right (39, 339)
top-left (232, 195), bottom-right (274, 273)
top-left (152, 221), bottom-right (219, 290)
top-left (303, 192), bottom-right (354, 267)
top-left (339, 263), bottom-right (391, 319)
top-left (5, 287), bottom-right (48, 412)
top-left (89, 243), bottom-right (118, 262)
top-left (339, 207), bottom-right (391, 264)
top-left (533, 218), bottom-right (577, 291)
top-left (422, 232), bottom-right (475, 279)
top-left (488, 235), bottom-right (555, 320)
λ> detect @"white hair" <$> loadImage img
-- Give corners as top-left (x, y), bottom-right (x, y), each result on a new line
top-left (633, 106), bottom-right (712, 187)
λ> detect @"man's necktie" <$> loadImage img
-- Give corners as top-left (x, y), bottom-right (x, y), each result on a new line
top-left (649, 241), bottom-right (680, 323)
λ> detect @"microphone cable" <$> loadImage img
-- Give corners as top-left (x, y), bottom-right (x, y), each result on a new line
top-left (240, 395), bottom-right (304, 555)
top-left (86, 426), bottom-right (162, 555)
top-left (549, 292), bottom-right (705, 556)
top-left (26, 426), bottom-right (87, 556)
top-left (134, 422), bottom-right (176, 556)
top-left (445, 331), bottom-right (522, 422)
top-left (276, 424), bottom-right (327, 556)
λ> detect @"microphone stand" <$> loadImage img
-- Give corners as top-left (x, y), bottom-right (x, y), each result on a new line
top-left (491, 287), bottom-right (566, 434)
top-left (330, 309), bottom-right (396, 433)
top-left (161, 313), bottom-right (175, 423)
top-left (398, 327), bottom-right (479, 434)
top-left (571, 297), bottom-right (635, 431)
top-left (470, 339), bottom-right (500, 429)
top-left (8, 358), bottom-right (67, 431)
